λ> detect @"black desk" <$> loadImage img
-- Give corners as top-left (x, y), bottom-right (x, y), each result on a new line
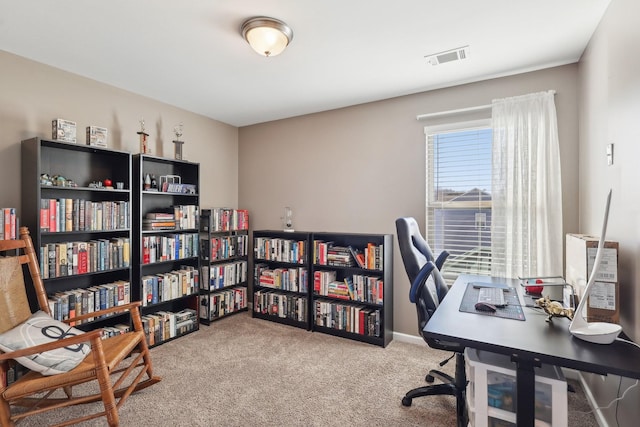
top-left (423, 274), bottom-right (640, 427)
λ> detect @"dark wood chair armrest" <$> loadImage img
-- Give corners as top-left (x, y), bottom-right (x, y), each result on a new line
top-left (63, 301), bottom-right (143, 325)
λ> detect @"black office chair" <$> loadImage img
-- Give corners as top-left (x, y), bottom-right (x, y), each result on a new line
top-left (395, 217), bottom-right (467, 427)
top-left (395, 217), bottom-right (449, 280)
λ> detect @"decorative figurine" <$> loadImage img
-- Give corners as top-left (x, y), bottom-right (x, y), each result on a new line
top-left (138, 118), bottom-right (150, 154)
top-left (535, 296), bottom-right (574, 323)
top-left (173, 122), bottom-right (184, 160)
top-left (40, 173), bottom-right (53, 186)
top-left (103, 179), bottom-right (113, 188)
top-left (53, 175), bottom-right (68, 187)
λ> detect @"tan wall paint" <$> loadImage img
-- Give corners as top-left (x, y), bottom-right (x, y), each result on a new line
top-left (0, 50), bottom-right (239, 211)
top-left (239, 65), bottom-right (580, 337)
top-left (578, 0), bottom-right (640, 424)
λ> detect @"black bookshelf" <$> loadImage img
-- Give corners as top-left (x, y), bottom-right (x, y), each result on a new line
top-left (198, 208), bottom-right (250, 325)
top-left (311, 232), bottom-right (393, 347)
top-left (251, 230), bottom-right (393, 346)
top-left (20, 137), bottom-right (133, 331)
top-left (132, 154), bottom-right (200, 346)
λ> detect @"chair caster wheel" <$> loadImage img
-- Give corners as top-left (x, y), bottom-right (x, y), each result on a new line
top-left (426, 374), bottom-right (435, 383)
top-left (402, 397), bottom-right (412, 406)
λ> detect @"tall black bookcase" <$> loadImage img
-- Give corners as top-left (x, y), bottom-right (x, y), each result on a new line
top-left (21, 137), bottom-right (133, 331)
top-left (132, 154), bottom-right (200, 346)
top-left (252, 230), bottom-right (311, 330)
top-left (198, 208), bottom-right (250, 325)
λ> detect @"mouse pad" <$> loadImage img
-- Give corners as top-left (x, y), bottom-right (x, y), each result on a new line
top-left (459, 283), bottom-right (526, 321)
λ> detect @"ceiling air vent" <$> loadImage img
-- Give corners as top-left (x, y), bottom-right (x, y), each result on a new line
top-left (425, 45), bottom-right (470, 66)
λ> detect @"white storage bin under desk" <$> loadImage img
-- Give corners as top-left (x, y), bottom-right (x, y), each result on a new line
top-left (465, 348), bottom-right (567, 427)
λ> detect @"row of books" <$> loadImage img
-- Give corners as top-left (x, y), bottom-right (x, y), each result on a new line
top-left (255, 263), bottom-right (309, 293)
top-left (39, 199), bottom-right (129, 232)
top-left (101, 323), bottom-right (132, 339)
top-left (200, 260), bottom-right (248, 291)
top-left (201, 208), bottom-right (249, 232)
top-left (364, 243), bottom-right (384, 270)
top-left (199, 286), bottom-right (247, 321)
top-left (141, 233), bottom-right (198, 264)
top-left (314, 300), bottom-right (382, 337)
top-left (140, 266), bottom-right (199, 307)
top-left (39, 238), bottom-right (130, 279)
top-left (47, 280), bottom-right (131, 324)
top-left (313, 241), bottom-right (381, 270)
top-left (253, 237), bottom-right (307, 264)
top-left (253, 290), bottom-right (308, 322)
top-left (313, 273), bottom-right (383, 305)
top-left (313, 243), bottom-right (355, 267)
top-left (0, 208), bottom-right (18, 240)
top-left (200, 234), bottom-right (249, 262)
top-left (141, 308), bottom-right (198, 347)
top-left (143, 205), bottom-right (198, 231)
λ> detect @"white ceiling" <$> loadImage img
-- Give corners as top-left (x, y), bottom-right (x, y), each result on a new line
top-left (0, 0), bottom-right (610, 127)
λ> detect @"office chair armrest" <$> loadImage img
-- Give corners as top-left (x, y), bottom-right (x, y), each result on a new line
top-left (435, 251), bottom-right (450, 271)
top-left (409, 261), bottom-right (436, 303)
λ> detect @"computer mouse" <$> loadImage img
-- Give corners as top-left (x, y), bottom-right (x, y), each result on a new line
top-left (475, 302), bottom-right (497, 313)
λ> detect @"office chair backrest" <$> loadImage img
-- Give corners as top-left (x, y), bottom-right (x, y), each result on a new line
top-left (395, 217), bottom-right (432, 283)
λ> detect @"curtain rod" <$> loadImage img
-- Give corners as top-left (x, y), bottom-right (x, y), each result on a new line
top-left (416, 104), bottom-right (491, 121)
top-left (416, 90), bottom-right (557, 121)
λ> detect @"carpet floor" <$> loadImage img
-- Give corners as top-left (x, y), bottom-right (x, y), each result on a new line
top-left (15, 312), bottom-right (598, 426)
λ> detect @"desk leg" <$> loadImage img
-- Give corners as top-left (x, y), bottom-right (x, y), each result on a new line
top-left (511, 355), bottom-right (540, 427)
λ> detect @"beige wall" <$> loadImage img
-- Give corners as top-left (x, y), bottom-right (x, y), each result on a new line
top-left (578, 0), bottom-right (640, 424)
top-left (0, 50), bottom-right (239, 211)
top-left (239, 65), bottom-right (580, 337)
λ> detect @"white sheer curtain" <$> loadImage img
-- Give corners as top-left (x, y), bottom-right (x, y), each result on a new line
top-left (491, 91), bottom-right (563, 279)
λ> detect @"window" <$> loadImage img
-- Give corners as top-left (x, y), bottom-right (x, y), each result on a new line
top-left (425, 120), bottom-right (493, 281)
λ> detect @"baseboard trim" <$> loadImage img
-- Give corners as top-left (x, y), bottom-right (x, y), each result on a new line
top-left (392, 331), bottom-right (424, 346)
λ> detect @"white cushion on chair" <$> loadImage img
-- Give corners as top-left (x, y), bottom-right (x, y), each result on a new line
top-left (0, 310), bottom-right (91, 376)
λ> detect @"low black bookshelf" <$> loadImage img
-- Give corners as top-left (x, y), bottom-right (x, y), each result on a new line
top-left (252, 230), bottom-right (393, 347)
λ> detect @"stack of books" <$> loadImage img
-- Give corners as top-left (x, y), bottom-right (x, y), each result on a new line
top-left (143, 212), bottom-right (176, 231)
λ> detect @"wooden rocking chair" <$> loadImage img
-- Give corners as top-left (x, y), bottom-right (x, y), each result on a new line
top-left (0, 227), bottom-right (161, 426)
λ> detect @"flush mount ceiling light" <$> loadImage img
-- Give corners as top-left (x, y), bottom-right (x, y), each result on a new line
top-left (241, 16), bottom-right (293, 57)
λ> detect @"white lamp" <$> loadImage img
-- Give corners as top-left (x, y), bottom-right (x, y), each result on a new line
top-left (569, 189), bottom-right (622, 344)
top-left (241, 17), bottom-right (293, 57)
